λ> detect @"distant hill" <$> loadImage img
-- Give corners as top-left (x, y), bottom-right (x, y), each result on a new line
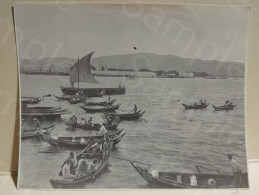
top-left (19, 53), bottom-right (245, 77)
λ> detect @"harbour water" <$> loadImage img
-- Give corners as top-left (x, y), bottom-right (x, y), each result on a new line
top-left (19, 75), bottom-right (247, 189)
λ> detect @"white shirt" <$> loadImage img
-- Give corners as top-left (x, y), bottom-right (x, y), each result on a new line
top-left (62, 163), bottom-right (72, 179)
top-left (230, 158), bottom-right (242, 173)
top-left (80, 119), bottom-right (86, 125)
top-left (98, 125), bottom-right (108, 135)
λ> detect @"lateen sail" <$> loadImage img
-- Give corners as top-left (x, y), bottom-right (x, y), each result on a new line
top-left (70, 52), bottom-right (99, 85)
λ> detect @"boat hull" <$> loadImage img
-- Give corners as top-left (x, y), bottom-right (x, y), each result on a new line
top-left (131, 162), bottom-right (248, 188)
top-left (61, 86), bottom-right (125, 96)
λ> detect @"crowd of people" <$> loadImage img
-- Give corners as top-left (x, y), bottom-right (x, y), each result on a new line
top-left (61, 135), bottom-right (110, 180)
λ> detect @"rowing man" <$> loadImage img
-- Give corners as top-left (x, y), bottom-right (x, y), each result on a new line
top-left (227, 154), bottom-right (242, 187)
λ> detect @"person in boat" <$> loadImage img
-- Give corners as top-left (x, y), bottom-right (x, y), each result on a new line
top-left (62, 151), bottom-right (78, 176)
top-left (133, 104), bottom-right (138, 113)
top-left (89, 158), bottom-right (98, 172)
top-left (32, 118), bottom-right (41, 131)
top-left (119, 82), bottom-right (122, 88)
top-left (90, 141), bottom-right (102, 153)
top-left (98, 123), bottom-right (108, 136)
top-left (80, 118), bottom-right (87, 126)
top-left (62, 160), bottom-right (77, 179)
top-left (82, 137), bottom-right (96, 153)
top-left (106, 96), bottom-right (111, 104)
top-left (102, 135), bottom-right (110, 158)
top-left (198, 100), bottom-right (204, 105)
top-left (225, 100), bottom-right (230, 107)
top-left (88, 117), bottom-right (94, 127)
top-left (227, 154), bottom-right (242, 187)
top-left (69, 115), bottom-right (77, 125)
top-left (77, 155), bottom-right (89, 178)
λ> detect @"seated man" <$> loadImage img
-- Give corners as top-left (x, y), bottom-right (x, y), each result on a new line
top-left (69, 115), bottom-right (77, 125)
top-left (77, 155), bottom-right (89, 178)
top-left (62, 160), bottom-right (77, 179)
top-left (62, 151), bottom-right (77, 175)
top-left (225, 100), bottom-right (230, 107)
top-left (80, 118), bottom-right (87, 126)
top-left (88, 117), bottom-right (94, 127)
top-left (89, 158), bottom-right (98, 172)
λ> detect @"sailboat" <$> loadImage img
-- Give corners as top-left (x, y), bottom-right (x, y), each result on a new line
top-left (60, 52), bottom-right (126, 96)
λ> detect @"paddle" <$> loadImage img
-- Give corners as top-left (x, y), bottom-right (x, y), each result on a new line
top-left (109, 155), bottom-right (151, 165)
top-left (195, 165), bottom-right (231, 175)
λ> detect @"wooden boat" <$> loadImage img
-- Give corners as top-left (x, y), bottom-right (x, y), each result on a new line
top-left (21, 97), bottom-right (41, 104)
top-left (80, 104), bottom-right (121, 113)
top-left (49, 141), bottom-right (113, 188)
top-left (213, 104), bottom-right (237, 111)
top-left (54, 95), bottom-right (71, 101)
top-left (105, 110), bottom-right (145, 121)
top-left (131, 162), bottom-right (248, 188)
top-left (60, 52), bottom-right (125, 96)
top-left (37, 128), bottom-right (125, 148)
top-left (182, 103), bottom-right (209, 110)
top-left (21, 128), bottom-right (38, 139)
top-left (84, 99), bottom-right (116, 106)
top-left (21, 102), bottom-right (70, 120)
top-left (63, 120), bottom-right (120, 131)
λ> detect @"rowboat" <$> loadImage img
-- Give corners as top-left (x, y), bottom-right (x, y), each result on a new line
top-left (213, 104), bottom-right (237, 111)
top-left (182, 103), bottom-right (209, 110)
top-left (21, 129), bottom-right (38, 139)
top-left (54, 95), bottom-right (72, 101)
top-left (84, 99), bottom-right (116, 106)
top-left (80, 104), bottom-right (121, 113)
top-left (21, 97), bottom-right (41, 104)
top-left (49, 141), bottom-right (113, 188)
top-left (63, 120), bottom-right (120, 131)
top-left (105, 110), bottom-right (145, 121)
top-left (22, 102), bottom-right (70, 121)
top-left (131, 162), bottom-right (248, 188)
top-left (37, 128), bottom-right (125, 148)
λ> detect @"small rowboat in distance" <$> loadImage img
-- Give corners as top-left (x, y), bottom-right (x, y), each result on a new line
top-left (182, 103), bottom-right (209, 110)
top-left (131, 162), bottom-right (248, 188)
top-left (84, 99), bottom-right (116, 106)
top-left (105, 109), bottom-right (145, 121)
top-left (80, 104), bottom-right (121, 113)
top-left (213, 104), bottom-right (237, 111)
top-left (50, 141), bottom-right (113, 188)
top-left (54, 95), bottom-right (72, 101)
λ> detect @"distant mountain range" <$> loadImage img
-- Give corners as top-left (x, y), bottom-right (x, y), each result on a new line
top-left (19, 53), bottom-right (245, 77)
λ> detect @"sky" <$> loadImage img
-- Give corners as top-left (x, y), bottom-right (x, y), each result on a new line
top-left (14, 4), bottom-right (249, 62)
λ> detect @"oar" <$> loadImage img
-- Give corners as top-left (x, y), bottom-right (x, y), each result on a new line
top-left (195, 165), bottom-right (231, 175)
top-left (109, 155), bottom-right (151, 165)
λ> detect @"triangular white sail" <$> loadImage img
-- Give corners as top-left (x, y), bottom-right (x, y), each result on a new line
top-left (70, 52), bottom-right (99, 86)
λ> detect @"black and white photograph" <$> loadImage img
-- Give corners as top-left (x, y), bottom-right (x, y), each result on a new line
top-left (15, 4), bottom-right (249, 189)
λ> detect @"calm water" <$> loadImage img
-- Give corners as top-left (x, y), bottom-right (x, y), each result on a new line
top-left (19, 75), bottom-right (247, 189)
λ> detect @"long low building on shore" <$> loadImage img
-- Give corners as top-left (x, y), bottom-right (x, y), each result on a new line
top-left (92, 70), bottom-right (157, 77)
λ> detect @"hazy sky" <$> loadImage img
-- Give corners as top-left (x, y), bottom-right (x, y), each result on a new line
top-left (15, 4), bottom-right (249, 62)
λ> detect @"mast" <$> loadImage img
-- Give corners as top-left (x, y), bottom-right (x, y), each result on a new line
top-left (77, 57), bottom-right (79, 89)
